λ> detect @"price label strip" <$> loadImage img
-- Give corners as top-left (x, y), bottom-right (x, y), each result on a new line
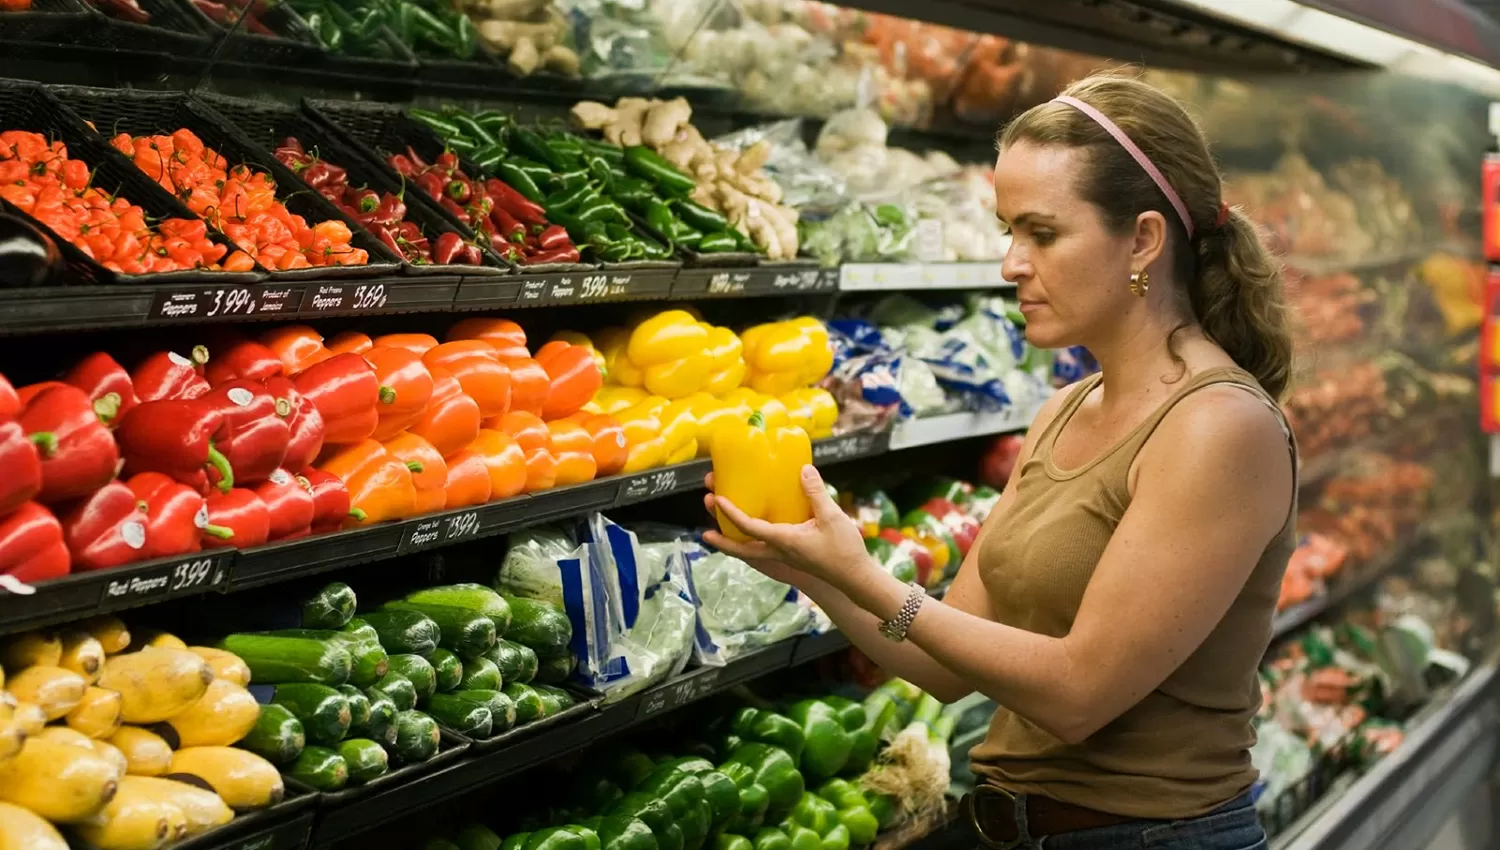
top-left (812, 432), bottom-right (887, 464)
top-left (637, 668), bottom-right (723, 720)
top-left (397, 510), bottom-right (484, 554)
top-left (97, 551), bottom-right (230, 609)
top-left (615, 465), bottom-right (699, 506)
top-left (149, 285), bottom-right (303, 321)
top-left (300, 282), bottom-right (390, 313)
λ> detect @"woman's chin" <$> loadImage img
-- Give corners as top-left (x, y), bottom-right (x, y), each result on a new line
top-left (1023, 322), bottom-right (1069, 350)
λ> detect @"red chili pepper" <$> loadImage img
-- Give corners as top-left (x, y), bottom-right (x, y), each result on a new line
top-left (0, 418), bottom-right (51, 516)
top-left (278, 136), bottom-right (305, 157)
top-left (528, 246), bottom-right (581, 265)
top-left (254, 468), bottom-right (315, 541)
top-left (372, 225), bottom-right (406, 262)
top-left (292, 353), bottom-right (380, 445)
top-left (433, 231), bottom-right (465, 265)
top-left (0, 502), bottom-right (69, 582)
top-left (126, 471), bottom-right (231, 558)
top-left (116, 399), bottom-right (235, 493)
top-left (133, 347), bottom-right (211, 402)
top-left (439, 197), bottom-right (470, 226)
top-left (491, 207), bottom-right (526, 243)
top-left (20, 385), bottom-right (119, 505)
top-left (0, 374), bottom-right (19, 419)
top-left (266, 377), bottom-right (325, 471)
top-left (486, 179), bottom-right (547, 227)
top-left (297, 468), bottom-right (361, 532)
top-left (435, 151), bottom-right (459, 171)
top-left (445, 180), bottom-right (471, 204)
top-left (206, 337), bottom-right (285, 387)
top-left (203, 488), bottom-right (268, 550)
top-left (349, 188), bottom-right (380, 216)
top-left (62, 481), bottom-right (149, 571)
top-left (406, 146), bottom-right (429, 170)
top-left (460, 244), bottom-right (483, 265)
top-left (64, 353), bottom-right (138, 427)
top-left (415, 172), bottom-right (446, 203)
top-left (387, 154), bottom-right (416, 176)
top-left (537, 224), bottom-right (571, 251)
top-left (373, 193), bottom-right (406, 227)
top-left (203, 379), bottom-right (291, 485)
top-left (488, 234), bottom-right (522, 263)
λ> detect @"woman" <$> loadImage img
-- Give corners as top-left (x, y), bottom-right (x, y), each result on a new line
top-left (704, 72), bottom-right (1296, 850)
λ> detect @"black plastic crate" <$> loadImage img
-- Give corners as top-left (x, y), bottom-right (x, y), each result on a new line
top-left (193, 92), bottom-right (512, 278)
top-left (169, 0), bottom-right (331, 69)
top-left (62, 0), bottom-right (213, 56)
top-left (305, 97), bottom-right (598, 273)
top-left (48, 86), bottom-right (402, 280)
top-left (0, 0), bottom-right (92, 43)
top-left (0, 80), bottom-right (264, 286)
top-left (1258, 734), bottom-right (1352, 839)
top-left (71, 778), bottom-right (319, 850)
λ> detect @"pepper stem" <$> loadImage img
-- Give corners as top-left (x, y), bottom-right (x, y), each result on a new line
top-left (201, 524), bottom-right (235, 540)
top-left (747, 411), bottom-right (765, 429)
top-left (348, 507), bottom-right (368, 522)
top-left (28, 431), bottom-right (57, 458)
top-left (406, 461), bottom-right (424, 473)
top-left (92, 392), bottom-right (121, 424)
top-left (205, 444), bottom-right (235, 493)
top-left (379, 385), bottom-right (397, 404)
top-left (190, 344), bottom-right (210, 366)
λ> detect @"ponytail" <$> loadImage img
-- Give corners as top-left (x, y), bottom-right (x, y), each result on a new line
top-left (1191, 208), bottom-right (1293, 400)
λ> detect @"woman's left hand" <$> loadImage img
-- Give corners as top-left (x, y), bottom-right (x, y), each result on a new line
top-left (703, 465), bottom-right (872, 592)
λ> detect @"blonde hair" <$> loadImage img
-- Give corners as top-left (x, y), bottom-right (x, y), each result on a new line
top-left (1000, 72), bottom-right (1293, 399)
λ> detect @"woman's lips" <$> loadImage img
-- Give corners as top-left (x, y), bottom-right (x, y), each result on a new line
top-left (1018, 300), bottom-right (1045, 314)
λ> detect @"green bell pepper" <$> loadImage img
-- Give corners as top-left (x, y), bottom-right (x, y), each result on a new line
top-left (782, 826), bottom-right (820, 850)
top-left (787, 701), bottom-right (852, 780)
top-left (819, 697), bottom-right (866, 732)
top-left (845, 697), bottom-right (896, 775)
top-left (608, 792), bottom-right (674, 836)
top-left (788, 793), bottom-right (837, 836)
top-left (715, 836), bottom-right (752, 850)
top-left (656, 757), bottom-right (740, 824)
top-left (623, 146), bottom-right (696, 196)
top-left (813, 781), bottom-right (876, 846)
top-left (721, 744), bottom-right (804, 820)
top-left (501, 832), bottom-right (531, 850)
top-left (751, 828), bottom-right (791, 850)
top-left (817, 825), bottom-right (848, 850)
top-left (573, 774), bottom-right (625, 811)
top-left (454, 825), bottom-right (503, 850)
top-left (580, 815), bottom-right (658, 850)
top-left (524, 827), bottom-right (599, 850)
top-left (728, 708), bottom-right (805, 763)
top-left (639, 765), bottom-right (707, 820)
top-left (866, 794), bottom-right (898, 831)
top-left (677, 799), bottom-right (713, 850)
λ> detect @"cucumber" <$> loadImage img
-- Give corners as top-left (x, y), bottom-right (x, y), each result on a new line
top-left (454, 824), bottom-right (504, 850)
top-left (500, 596), bottom-right (572, 658)
top-left (338, 737), bottom-right (390, 784)
top-left (534, 652), bottom-right (575, 685)
top-left (388, 654), bottom-right (438, 702)
top-left (342, 618), bottom-right (379, 643)
top-left (372, 672), bottom-right (418, 711)
top-left (287, 745), bottom-right (349, 791)
top-left (360, 610), bottom-right (440, 655)
top-left (489, 639), bottom-right (537, 684)
top-left (403, 583), bottom-right (512, 635)
top-left (533, 684), bottom-right (576, 713)
top-left (236, 703), bottom-right (305, 765)
top-left (392, 710), bottom-right (441, 764)
top-left (425, 693), bottom-right (493, 738)
top-left (338, 685), bottom-right (372, 729)
top-left (359, 689), bottom-right (399, 747)
top-left (269, 683), bottom-right (352, 746)
top-left (267, 628), bottom-right (388, 688)
top-left (429, 648), bottom-right (464, 692)
top-left (502, 683), bottom-right (544, 724)
top-left (217, 633), bottom-right (352, 686)
top-left (453, 689), bottom-right (515, 734)
top-left (381, 600), bottom-right (497, 658)
top-left (457, 655), bottom-right (502, 691)
top-left (303, 582), bottom-right (357, 629)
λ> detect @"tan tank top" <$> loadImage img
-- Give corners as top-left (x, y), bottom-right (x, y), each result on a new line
top-left (968, 366), bottom-right (1296, 819)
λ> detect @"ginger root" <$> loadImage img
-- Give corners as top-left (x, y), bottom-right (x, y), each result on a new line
top-left (642, 98), bottom-right (691, 149)
top-left (570, 101), bottom-right (615, 131)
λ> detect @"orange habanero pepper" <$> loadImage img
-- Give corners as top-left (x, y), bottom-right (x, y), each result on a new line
top-left (548, 419), bottom-right (597, 486)
top-left (261, 325), bottom-right (330, 375)
top-left (381, 431), bottom-right (447, 515)
top-left (423, 341), bottom-right (511, 419)
top-left (408, 366), bottom-right (481, 458)
top-left (465, 429), bottom-right (527, 500)
top-left (317, 439), bottom-right (415, 525)
top-left (366, 346), bottom-right (435, 442)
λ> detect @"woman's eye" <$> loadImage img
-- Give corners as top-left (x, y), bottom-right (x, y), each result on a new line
top-left (1032, 229), bottom-right (1056, 245)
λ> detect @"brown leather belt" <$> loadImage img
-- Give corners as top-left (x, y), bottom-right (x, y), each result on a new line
top-left (962, 784), bottom-right (1136, 847)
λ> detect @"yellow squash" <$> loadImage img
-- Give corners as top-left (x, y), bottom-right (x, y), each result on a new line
top-left (73, 776), bottom-right (187, 850)
top-left (91, 739), bottom-right (130, 777)
top-left (36, 726), bottom-right (97, 751)
top-left (188, 648), bottom-right (251, 687)
top-left (0, 801), bottom-right (68, 850)
top-left (109, 727), bottom-right (173, 777)
top-left (123, 776), bottom-right (233, 837)
top-left (0, 736), bottom-right (119, 822)
top-left (79, 616), bottom-right (131, 655)
top-left (127, 630), bottom-right (187, 653)
top-left (7, 665), bottom-right (87, 720)
top-left (67, 686), bottom-right (125, 739)
top-left (0, 631), bottom-right (60, 671)
top-left (59, 631), bottom-right (106, 684)
top-left (168, 747), bottom-right (284, 811)
top-left (98, 648), bottom-right (213, 724)
top-left (165, 680), bottom-right (259, 747)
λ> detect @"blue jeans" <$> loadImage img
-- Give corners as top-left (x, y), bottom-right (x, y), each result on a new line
top-left (982, 793), bottom-right (1266, 849)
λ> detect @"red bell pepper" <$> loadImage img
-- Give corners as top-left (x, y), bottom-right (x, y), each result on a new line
top-left (133, 347), bottom-right (211, 402)
top-left (535, 340), bottom-right (603, 421)
top-left (266, 377), bottom-right (325, 472)
top-left (0, 373), bottom-right (19, 419)
top-left (126, 471), bottom-right (232, 558)
top-left (0, 418), bottom-right (51, 517)
top-left (205, 336), bottom-right (284, 387)
top-left (20, 385), bottom-right (120, 505)
top-left (202, 380), bottom-right (290, 486)
top-left (116, 399), bottom-right (235, 493)
top-left (255, 468), bottom-right (315, 541)
top-left (292, 353), bottom-right (380, 444)
top-left (62, 481), bottom-right (149, 571)
top-left (297, 467), bottom-right (362, 533)
top-left (203, 488), bottom-right (269, 550)
top-left (16, 381), bottom-right (64, 407)
top-left (0, 502), bottom-right (69, 582)
top-left (64, 352), bottom-right (138, 426)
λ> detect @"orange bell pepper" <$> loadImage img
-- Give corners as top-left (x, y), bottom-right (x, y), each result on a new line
top-left (381, 431), bottom-right (447, 515)
top-left (366, 346), bottom-right (435, 442)
top-left (372, 333), bottom-right (440, 356)
top-left (442, 447), bottom-right (492, 509)
top-left (261, 325), bottom-right (329, 375)
top-left (498, 411), bottom-right (556, 492)
top-left (423, 341), bottom-right (511, 419)
top-left (448, 317), bottom-right (529, 360)
top-left (327, 331), bottom-right (374, 356)
top-left (317, 439), bottom-right (415, 525)
top-left (408, 366), bottom-right (481, 458)
top-left (536, 340), bottom-right (603, 421)
top-left (465, 429), bottom-right (526, 500)
top-left (576, 413), bottom-right (628, 477)
top-left (499, 356), bottom-right (549, 418)
top-left (548, 419), bottom-right (597, 486)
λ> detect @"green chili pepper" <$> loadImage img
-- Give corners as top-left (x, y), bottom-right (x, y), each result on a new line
top-left (623, 146), bottom-right (696, 196)
top-left (644, 198), bottom-right (677, 239)
top-left (674, 199), bottom-right (729, 235)
top-left (453, 12), bottom-right (477, 58)
top-left (587, 156), bottom-right (614, 191)
top-left (731, 228), bottom-right (758, 253)
top-left (672, 225), bottom-right (703, 249)
top-left (577, 199), bottom-right (630, 226)
top-left (511, 127), bottom-right (563, 170)
top-left (545, 137), bottom-right (585, 169)
top-left (473, 143), bottom-right (508, 172)
top-left (496, 162), bottom-right (544, 202)
top-left (583, 140), bottom-right (625, 164)
top-left (407, 3), bottom-right (461, 55)
top-left (609, 177), bottom-right (653, 212)
top-left (550, 169), bottom-right (590, 192)
top-left (473, 110), bottom-right (510, 135)
top-left (638, 237), bottom-right (671, 260)
top-left (598, 242), bottom-right (638, 263)
top-left (446, 136), bottom-right (478, 156)
top-left (507, 157), bottom-right (553, 185)
top-left (451, 114), bottom-right (497, 148)
top-left (408, 109), bottom-right (463, 139)
top-left (697, 232), bottom-right (738, 253)
top-left (544, 184), bottom-right (595, 214)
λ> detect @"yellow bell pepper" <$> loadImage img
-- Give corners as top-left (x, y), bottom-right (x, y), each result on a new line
top-left (594, 386), bottom-right (651, 414)
top-left (627, 310), bottom-right (712, 399)
top-left (781, 387), bottom-right (838, 439)
top-left (598, 326), bottom-right (645, 388)
top-left (617, 397), bottom-right (667, 446)
top-left (722, 388), bottom-right (790, 429)
top-left (659, 399), bottom-right (698, 461)
top-left (711, 411), bottom-right (814, 541)
top-left (622, 437), bottom-right (667, 473)
top-left (703, 326), bottom-right (746, 395)
top-left (741, 317), bottom-right (834, 395)
top-left (686, 392), bottom-right (748, 457)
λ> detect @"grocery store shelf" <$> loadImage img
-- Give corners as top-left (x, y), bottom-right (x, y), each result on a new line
top-left (1276, 659), bottom-right (1500, 850)
top-left (840, 262), bottom-right (1011, 292)
top-left (889, 405), bottom-right (1038, 450)
top-left (1269, 543), bottom-right (1412, 640)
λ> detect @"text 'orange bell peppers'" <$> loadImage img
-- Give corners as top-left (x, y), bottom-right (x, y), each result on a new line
top-left (381, 431), bottom-right (447, 515)
top-left (366, 346), bottom-right (435, 442)
top-left (317, 439), bottom-right (416, 526)
top-left (464, 429), bottom-right (527, 501)
top-left (536, 340), bottom-right (603, 421)
top-left (409, 366), bottom-right (481, 459)
top-left (424, 341), bottom-right (511, 420)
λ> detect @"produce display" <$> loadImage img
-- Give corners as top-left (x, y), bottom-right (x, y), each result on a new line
top-left (840, 477), bottom-right (999, 590)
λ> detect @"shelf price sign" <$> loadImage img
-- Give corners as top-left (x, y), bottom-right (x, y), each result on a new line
top-left (616, 467), bottom-right (689, 505)
top-left (300, 283), bottom-right (389, 313)
top-left (150, 286), bottom-right (301, 321)
top-left (637, 668), bottom-right (722, 719)
top-left (398, 510), bottom-right (484, 554)
top-left (98, 551), bottom-right (230, 608)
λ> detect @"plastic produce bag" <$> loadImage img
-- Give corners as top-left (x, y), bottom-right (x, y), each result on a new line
top-left (497, 526), bottom-right (626, 686)
top-left (1248, 720), bottom-right (1313, 808)
top-left (822, 320), bottom-right (910, 432)
top-left (714, 119), bottom-right (850, 214)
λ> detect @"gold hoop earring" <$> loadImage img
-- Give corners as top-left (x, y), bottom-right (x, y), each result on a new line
top-left (1129, 270), bottom-right (1150, 297)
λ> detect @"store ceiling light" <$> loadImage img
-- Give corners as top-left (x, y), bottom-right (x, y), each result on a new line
top-left (1166, 0), bottom-right (1500, 95)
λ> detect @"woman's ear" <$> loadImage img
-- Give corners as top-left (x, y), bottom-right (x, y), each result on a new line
top-left (1131, 210), bottom-right (1167, 271)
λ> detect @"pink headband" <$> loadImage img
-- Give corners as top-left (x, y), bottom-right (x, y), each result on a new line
top-left (1052, 95), bottom-right (1194, 239)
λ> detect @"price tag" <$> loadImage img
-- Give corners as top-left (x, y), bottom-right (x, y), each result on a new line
top-left (220, 813), bottom-right (313, 850)
top-left (707, 271), bottom-right (750, 295)
top-left (149, 286), bottom-right (301, 321)
top-left (618, 468), bottom-right (680, 504)
top-left (770, 269), bottom-right (822, 292)
top-left (813, 433), bottom-right (880, 463)
top-left (168, 555), bottom-right (224, 594)
top-left (300, 283), bottom-right (389, 313)
top-left (99, 564), bottom-right (176, 606)
top-left (638, 668), bottom-right (722, 719)
top-left (398, 510), bottom-right (484, 554)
